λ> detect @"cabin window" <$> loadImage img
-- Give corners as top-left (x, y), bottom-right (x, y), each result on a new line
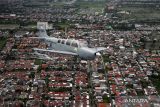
top-left (58, 40), bottom-right (61, 43)
top-left (66, 40), bottom-right (71, 46)
top-left (61, 40), bottom-right (65, 44)
top-left (72, 41), bottom-right (78, 47)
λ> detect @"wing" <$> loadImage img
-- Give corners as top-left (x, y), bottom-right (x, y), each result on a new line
top-left (91, 47), bottom-right (106, 53)
top-left (33, 48), bottom-right (78, 56)
top-left (29, 37), bottom-right (46, 39)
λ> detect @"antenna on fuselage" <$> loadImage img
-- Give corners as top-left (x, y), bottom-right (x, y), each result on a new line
top-left (86, 34), bottom-right (92, 48)
top-left (87, 37), bottom-right (91, 48)
top-left (65, 27), bottom-right (67, 36)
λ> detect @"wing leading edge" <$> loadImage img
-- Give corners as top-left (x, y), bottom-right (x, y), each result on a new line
top-left (33, 48), bottom-right (78, 56)
top-left (90, 47), bottom-right (106, 53)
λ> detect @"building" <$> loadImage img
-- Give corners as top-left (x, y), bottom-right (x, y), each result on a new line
top-left (37, 22), bottom-right (52, 30)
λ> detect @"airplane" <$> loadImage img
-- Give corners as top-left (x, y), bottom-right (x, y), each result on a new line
top-left (31, 27), bottom-right (106, 60)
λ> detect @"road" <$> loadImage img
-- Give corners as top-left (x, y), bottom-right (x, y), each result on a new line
top-left (87, 60), bottom-right (96, 107)
top-left (100, 55), bottom-right (113, 107)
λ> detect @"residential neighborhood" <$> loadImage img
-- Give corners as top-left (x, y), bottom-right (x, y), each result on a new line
top-left (0, 0), bottom-right (160, 107)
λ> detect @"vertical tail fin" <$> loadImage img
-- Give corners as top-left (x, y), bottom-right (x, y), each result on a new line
top-left (37, 26), bottom-right (49, 37)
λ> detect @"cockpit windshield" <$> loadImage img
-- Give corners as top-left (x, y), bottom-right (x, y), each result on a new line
top-left (66, 39), bottom-right (71, 46)
top-left (79, 40), bottom-right (88, 47)
top-left (71, 41), bottom-right (78, 47)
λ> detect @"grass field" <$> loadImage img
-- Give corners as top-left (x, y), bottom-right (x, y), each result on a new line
top-left (117, 6), bottom-right (160, 20)
top-left (74, 0), bottom-right (107, 15)
top-left (50, 0), bottom-right (106, 12)
top-left (0, 24), bottom-right (19, 30)
top-left (75, 1), bottom-right (106, 8)
top-left (75, 1), bottom-right (106, 11)
top-left (23, 25), bottom-right (37, 29)
top-left (34, 59), bottom-right (43, 65)
top-left (50, 2), bottom-right (65, 7)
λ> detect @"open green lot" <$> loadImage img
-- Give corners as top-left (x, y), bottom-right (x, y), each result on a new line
top-left (74, 1), bottom-right (107, 15)
top-left (75, 0), bottom-right (106, 12)
top-left (50, 2), bottom-right (66, 7)
top-left (75, 1), bottom-right (106, 8)
top-left (117, 6), bottom-right (160, 20)
top-left (0, 24), bottom-right (19, 30)
top-left (23, 25), bottom-right (37, 29)
top-left (50, 0), bottom-right (106, 12)
top-left (149, 75), bottom-right (160, 94)
top-left (0, 37), bottom-right (7, 50)
top-left (34, 59), bottom-right (43, 65)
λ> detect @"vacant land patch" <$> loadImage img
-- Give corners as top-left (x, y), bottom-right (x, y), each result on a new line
top-left (117, 6), bottom-right (160, 20)
top-left (0, 24), bottom-right (19, 30)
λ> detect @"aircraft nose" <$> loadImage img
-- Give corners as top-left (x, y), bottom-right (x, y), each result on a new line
top-left (83, 47), bottom-right (95, 54)
top-left (95, 52), bottom-right (101, 56)
top-left (78, 47), bottom-right (96, 60)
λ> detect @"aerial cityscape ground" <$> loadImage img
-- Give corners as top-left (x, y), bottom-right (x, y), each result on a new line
top-left (0, 0), bottom-right (160, 107)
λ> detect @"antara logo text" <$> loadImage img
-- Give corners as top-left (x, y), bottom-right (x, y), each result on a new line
top-left (124, 98), bottom-right (148, 103)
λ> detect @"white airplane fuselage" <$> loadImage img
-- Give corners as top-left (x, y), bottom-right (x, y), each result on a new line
top-left (34, 29), bottom-right (106, 60)
top-left (40, 37), bottom-right (99, 60)
top-left (45, 38), bottom-right (78, 53)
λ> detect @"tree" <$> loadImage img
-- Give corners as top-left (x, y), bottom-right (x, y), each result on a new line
top-left (29, 72), bottom-right (35, 79)
top-left (37, 66), bottom-right (42, 73)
